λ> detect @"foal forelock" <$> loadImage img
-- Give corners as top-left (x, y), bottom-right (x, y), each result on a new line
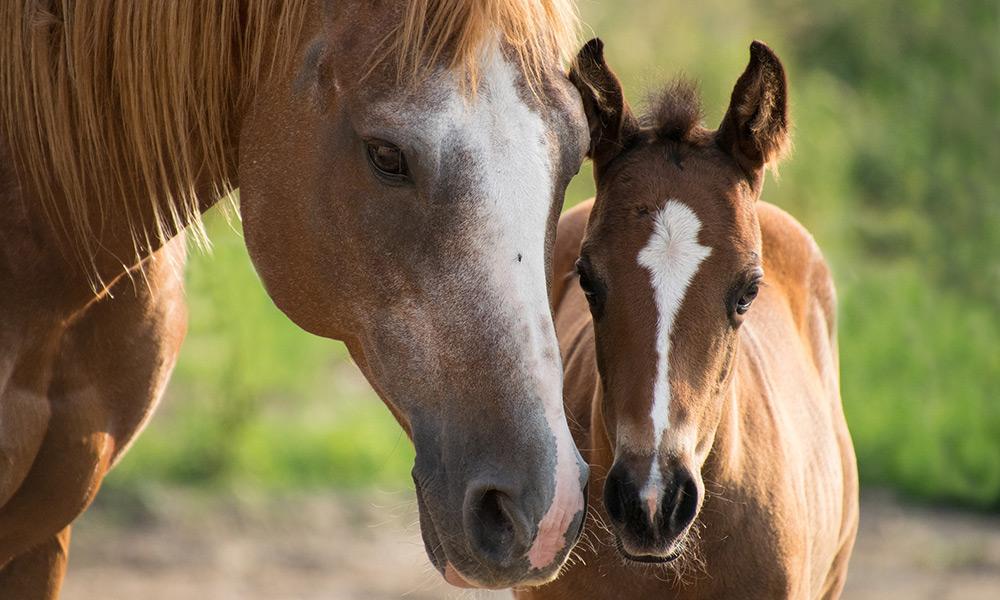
top-left (635, 200), bottom-right (712, 508)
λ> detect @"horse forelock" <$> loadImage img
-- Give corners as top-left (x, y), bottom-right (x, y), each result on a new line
top-left (372, 0), bottom-right (580, 94)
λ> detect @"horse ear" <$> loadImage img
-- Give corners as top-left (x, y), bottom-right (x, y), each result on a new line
top-left (568, 38), bottom-right (639, 171)
top-left (717, 41), bottom-right (790, 176)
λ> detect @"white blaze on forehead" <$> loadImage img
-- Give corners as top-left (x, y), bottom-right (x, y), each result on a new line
top-left (636, 200), bottom-right (712, 516)
top-left (364, 38), bottom-right (581, 574)
top-left (436, 45), bottom-right (583, 569)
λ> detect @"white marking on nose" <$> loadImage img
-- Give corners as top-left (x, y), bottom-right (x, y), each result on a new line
top-left (365, 36), bottom-right (581, 574)
top-left (636, 200), bottom-right (711, 511)
top-left (458, 43), bottom-right (582, 571)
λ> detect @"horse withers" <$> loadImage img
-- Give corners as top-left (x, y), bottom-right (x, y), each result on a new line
top-left (520, 40), bottom-right (858, 599)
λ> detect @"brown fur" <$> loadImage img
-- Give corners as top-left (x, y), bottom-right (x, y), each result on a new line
top-left (0, 235), bottom-right (187, 599)
top-left (519, 41), bottom-right (857, 599)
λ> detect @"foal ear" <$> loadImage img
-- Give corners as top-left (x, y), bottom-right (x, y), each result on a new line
top-left (717, 41), bottom-right (790, 175)
top-left (568, 38), bottom-right (639, 170)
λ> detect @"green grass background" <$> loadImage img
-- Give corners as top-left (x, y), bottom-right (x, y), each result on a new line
top-left (105, 0), bottom-right (1000, 510)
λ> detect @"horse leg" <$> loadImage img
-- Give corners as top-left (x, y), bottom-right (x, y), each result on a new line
top-left (0, 527), bottom-right (71, 600)
top-left (0, 236), bottom-right (187, 595)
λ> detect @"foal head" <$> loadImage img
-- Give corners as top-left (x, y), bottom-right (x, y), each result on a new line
top-left (237, 1), bottom-right (588, 588)
top-left (569, 40), bottom-right (790, 563)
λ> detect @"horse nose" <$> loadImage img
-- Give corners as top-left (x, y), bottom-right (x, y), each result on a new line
top-left (603, 460), bottom-right (645, 533)
top-left (604, 460), bottom-right (700, 544)
top-left (662, 468), bottom-right (699, 539)
top-left (464, 483), bottom-right (533, 568)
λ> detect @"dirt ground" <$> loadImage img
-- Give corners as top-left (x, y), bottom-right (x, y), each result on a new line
top-left (61, 488), bottom-right (1000, 599)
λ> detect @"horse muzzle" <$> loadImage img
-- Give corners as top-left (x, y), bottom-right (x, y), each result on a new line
top-left (412, 448), bottom-right (589, 588)
top-left (603, 456), bottom-right (701, 562)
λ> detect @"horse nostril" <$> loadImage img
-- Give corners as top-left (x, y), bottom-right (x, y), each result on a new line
top-left (666, 473), bottom-right (699, 536)
top-left (603, 466), bottom-right (627, 525)
top-left (468, 488), bottom-right (524, 565)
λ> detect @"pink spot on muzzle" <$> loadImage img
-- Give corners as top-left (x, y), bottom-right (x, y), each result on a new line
top-left (526, 422), bottom-right (585, 570)
top-left (645, 489), bottom-right (660, 524)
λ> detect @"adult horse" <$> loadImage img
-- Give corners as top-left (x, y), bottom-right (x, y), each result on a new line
top-left (520, 40), bottom-right (858, 598)
top-left (0, 1), bottom-right (590, 595)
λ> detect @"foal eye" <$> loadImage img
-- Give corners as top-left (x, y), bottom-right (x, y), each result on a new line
top-left (575, 257), bottom-right (604, 317)
top-left (735, 281), bottom-right (759, 315)
top-left (366, 140), bottom-right (410, 183)
top-left (731, 269), bottom-right (764, 321)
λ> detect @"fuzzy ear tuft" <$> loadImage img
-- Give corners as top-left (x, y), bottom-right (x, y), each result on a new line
top-left (717, 41), bottom-right (791, 174)
top-left (568, 38), bottom-right (639, 171)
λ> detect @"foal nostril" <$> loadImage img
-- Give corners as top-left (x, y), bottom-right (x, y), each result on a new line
top-left (467, 488), bottom-right (528, 565)
top-left (666, 472), bottom-right (699, 537)
top-left (603, 461), bottom-right (651, 536)
top-left (602, 463), bottom-right (629, 526)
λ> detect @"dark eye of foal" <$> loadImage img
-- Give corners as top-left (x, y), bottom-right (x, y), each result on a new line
top-left (366, 140), bottom-right (410, 183)
top-left (731, 269), bottom-right (765, 320)
top-left (575, 257), bottom-right (604, 317)
top-left (735, 281), bottom-right (760, 314)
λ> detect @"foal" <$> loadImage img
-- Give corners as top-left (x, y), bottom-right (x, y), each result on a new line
top-left (522, 41), bottom-right (858, 598)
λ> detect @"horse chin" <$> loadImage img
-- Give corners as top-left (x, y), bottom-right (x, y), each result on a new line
top-left (614, 535), bottom-right (686, 565)
top-left (421, 527), bottom-right (489, 589)
top-left (444, 563), bottom-right (479, 588)
top-left (413, 481), bottom-right (493, 589)
top-left (413, 480), bottom-right (450, 578)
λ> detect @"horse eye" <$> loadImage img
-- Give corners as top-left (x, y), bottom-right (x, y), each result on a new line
top-left (575, 258), bottom-right (604, 316)
top-left (576, 266), bottom-right (590, 292)
top-left (366, 140), bottom-right (410, 182)
top-left (735, 281), bottom-right (760, 315)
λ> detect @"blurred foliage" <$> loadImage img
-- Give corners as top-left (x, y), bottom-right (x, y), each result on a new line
top-left (106, 215), bottom-right (414, 493)
top-left (107, 0), bottom-right (999, 508)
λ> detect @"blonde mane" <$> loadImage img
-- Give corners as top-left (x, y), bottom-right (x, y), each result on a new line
top-left (0, 1), bottom-right (309, 281)
top-left (0, 0), bottom-right (578, 285)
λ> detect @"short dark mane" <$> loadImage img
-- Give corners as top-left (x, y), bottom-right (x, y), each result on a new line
top-left (643, 78), bottom-right (705, 143)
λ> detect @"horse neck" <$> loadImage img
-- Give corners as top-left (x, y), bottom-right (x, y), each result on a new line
top-left (2, 126), bottom-right (240, 328)
top-left (0, 1), bottom-right (309, 303)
